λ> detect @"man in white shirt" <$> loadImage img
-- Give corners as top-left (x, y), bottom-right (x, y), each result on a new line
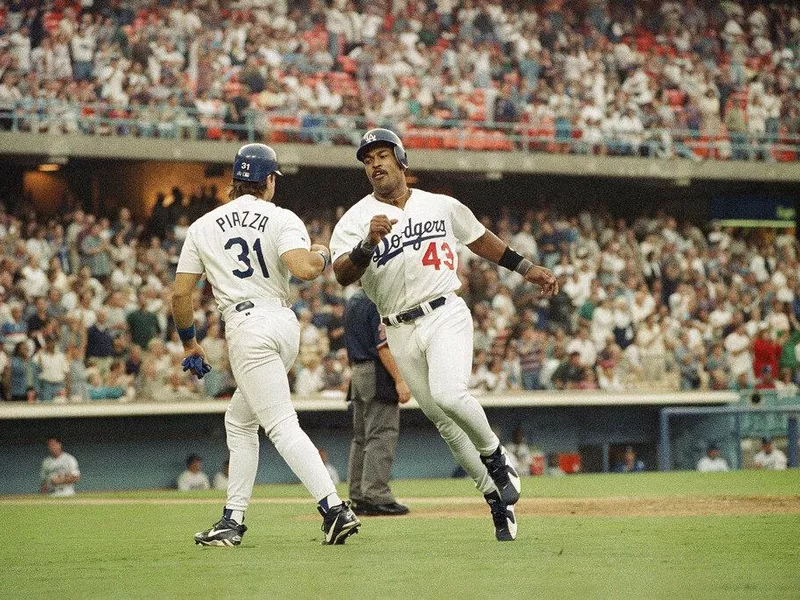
top-left (41, 437), bottom-right (80, 497)
top-left (173, 143), bottom-right (359, 546)
top-left (32, 336), bottom-right (70, 402)
top-left (724, 323), bottom-right (753, 385)
top-left (752, 437), bottom-right (788, 470)
top-left (330, 128), bottom-right (558, 542)
top-left (177, 454), bottom-right (211, 491)
top-left (696, 444), bottom-right (730, 472)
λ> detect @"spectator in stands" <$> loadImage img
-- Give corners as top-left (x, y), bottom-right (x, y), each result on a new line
top-left (294, 354), bottom-right (325, 397)
top-left (5, 341), bottom-right (37, 402)
top-left (613, 446), bottom-right (646, 473)
top-left (85, 308), bottom-right (116, 371)
top-left (86, 369), bottom-right (127, 401)
top-left (1, 303), bottom-right (29, 353)
top-left (320, 353), bottom-right (347, 394)
top-left (752, 437), bottom-right (788, 471)
top-left (177, 454), bottom-right (211, 491)
top-left (32, 335), bottom-right (69, 402)
top-left (40, 436), bottom-right (80, 497)
top-left (725, 321), bottom-right (753, 387)
top-left (696, 443), bottom-right (730, 472)
top-left (126, 291), bottom-right (161, 351)
top-left (551, 350), bottom-right (585, 390)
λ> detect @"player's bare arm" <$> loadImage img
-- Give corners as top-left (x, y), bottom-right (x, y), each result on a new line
top-left (171, 271), bottom-right (207, 363)
top-left (467, 230), bottom-right (559, 297)
top-left (281, 245), bottom-right (331, 281)
top-left (333, 214), bottom-right (398, 286)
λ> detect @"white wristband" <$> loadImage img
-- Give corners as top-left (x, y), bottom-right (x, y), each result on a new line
top-left (515, 259), bottom-right (534, 276)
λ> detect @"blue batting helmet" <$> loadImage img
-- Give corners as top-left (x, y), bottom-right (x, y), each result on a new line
top-left (233, 143), bottom-right (282, 182)
top-left (356, 128), bottom-right (408, 169)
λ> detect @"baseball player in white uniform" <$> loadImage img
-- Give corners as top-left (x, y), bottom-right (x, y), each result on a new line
top-left (330, 129), bottom-right (559, 541)
top-left (172, 143), bottom-right (360, 546)
top-left (40, 436), bottom-right (80, 497)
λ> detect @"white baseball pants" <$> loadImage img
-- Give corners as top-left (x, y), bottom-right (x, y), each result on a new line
top-left (223, 305), bottom-right (337, 512)
top-left (385, 295), bottom-right (500, 495)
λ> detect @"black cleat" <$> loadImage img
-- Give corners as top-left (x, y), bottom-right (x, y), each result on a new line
top-left (318, 501), bottom-right (361, 545)
top-left (353, 501), bottom-right (410, 516)
top-left (485, 491), bottom-right (517, 541)
top-left (480, 446), bottom-right (521, 505)
top-left (194, 517), bottom-right (247, 547)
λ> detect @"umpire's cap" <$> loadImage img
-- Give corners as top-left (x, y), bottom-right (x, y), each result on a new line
top-left (356, 128), bottom-right (409, 169)
top-left (233, 143), bottom-right (282, 182)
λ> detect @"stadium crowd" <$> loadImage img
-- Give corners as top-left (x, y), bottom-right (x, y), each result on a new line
top-left (0, 0), bottom-right (799, 159)
top-left (2, 188), bottom-right (800, 404)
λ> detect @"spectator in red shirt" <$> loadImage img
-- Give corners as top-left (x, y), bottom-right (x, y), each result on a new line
top-left (752, 323), bottom-right (782, 381)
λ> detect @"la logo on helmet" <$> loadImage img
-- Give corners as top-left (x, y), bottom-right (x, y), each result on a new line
top-left (365, 133), bottom-right (377, 142)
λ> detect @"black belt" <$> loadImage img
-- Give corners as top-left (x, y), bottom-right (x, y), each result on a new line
top-left (235, 300), bottom-right (255, 312)
top-left (381, 296), bottom-right (446, 326)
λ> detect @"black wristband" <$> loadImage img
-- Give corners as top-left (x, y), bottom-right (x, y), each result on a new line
top-left (349, 240), bottom-right (375, 268)
top-left (498, 246), bottom-right (524, 271)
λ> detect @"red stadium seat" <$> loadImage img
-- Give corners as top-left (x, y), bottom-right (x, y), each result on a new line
top-left (403, 127), bottom-right (426, 149)
top-left (558, 453), bottom-right (582, 474)
top-left (268, 115), bottom-right (301, 143)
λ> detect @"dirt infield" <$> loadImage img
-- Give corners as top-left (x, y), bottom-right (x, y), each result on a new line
top-left (413, 495), bottom-right (800, 518)
top-left (5, 495), bottom-right (800, 517)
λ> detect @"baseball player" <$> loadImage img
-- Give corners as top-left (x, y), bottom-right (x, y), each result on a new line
top-left (172, 143), bottom-right (360, 546)
top-left (40, 436), bottom-right (80, 497)
top-left (330, 129), bottom-right (559, 541)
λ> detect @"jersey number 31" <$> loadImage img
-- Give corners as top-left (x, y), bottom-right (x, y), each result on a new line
top-left (225, 237), bottom-right (270, 279)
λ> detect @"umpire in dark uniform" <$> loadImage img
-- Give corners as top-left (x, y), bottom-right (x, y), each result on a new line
top-left (344, 289), bottom-right (411, 516)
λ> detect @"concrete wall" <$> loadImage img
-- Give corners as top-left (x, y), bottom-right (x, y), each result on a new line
top-left (0, 404), bottom-right (734, 495)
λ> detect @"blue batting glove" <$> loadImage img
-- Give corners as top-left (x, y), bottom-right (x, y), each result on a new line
top-left (182, 355), bottom-right (212, 379)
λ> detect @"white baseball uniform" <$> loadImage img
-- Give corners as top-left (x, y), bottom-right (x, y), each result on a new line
top-left (753, 448), bottom-right (788, 470)
top-left (330, 189), bottom-right (501, 495)
top-left (41, 451), bottom-right (80, 497)
top-left (177, 194), bottom-right (338, 512)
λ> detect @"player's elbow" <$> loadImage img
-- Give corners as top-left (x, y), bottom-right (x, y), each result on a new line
top-left (292, 269), bottom-right (319, 281)
top-left (332, 261), bottom-right (356, 287)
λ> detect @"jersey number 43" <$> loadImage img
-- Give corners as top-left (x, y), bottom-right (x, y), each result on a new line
top-left (421, 241), bottom-right (455, 270)
top-left (225, 237), bottom-right (270, 279)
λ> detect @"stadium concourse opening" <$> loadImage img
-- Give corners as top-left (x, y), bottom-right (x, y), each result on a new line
top-left (1, 158), bottom-right (798, 231)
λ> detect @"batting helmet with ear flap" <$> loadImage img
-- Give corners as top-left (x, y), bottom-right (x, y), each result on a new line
top-left (356, 128), bottom-right (409, 169)
top-left (233, 143), bottom-right (282, 182)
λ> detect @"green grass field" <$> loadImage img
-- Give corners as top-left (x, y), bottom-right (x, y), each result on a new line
top-left (5, 471), bottom-right (800, 599)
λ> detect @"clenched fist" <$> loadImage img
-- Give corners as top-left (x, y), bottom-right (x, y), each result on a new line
top-left (367, 214), bottom-right (398, 246)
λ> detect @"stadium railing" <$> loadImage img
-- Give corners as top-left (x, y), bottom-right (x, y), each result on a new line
top-left (1, 102), bottom-right (797, 162)
top-left (0, 389), bottom-right (738, 419)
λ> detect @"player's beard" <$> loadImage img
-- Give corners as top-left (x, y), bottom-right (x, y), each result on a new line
top-left (371, 171), bottom-right (404, 200)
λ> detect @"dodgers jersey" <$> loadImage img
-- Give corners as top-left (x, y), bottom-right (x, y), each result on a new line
top-left (176, 194), bottom-right (310, 312)
top-left (330, 189), bottom-right (485, 316)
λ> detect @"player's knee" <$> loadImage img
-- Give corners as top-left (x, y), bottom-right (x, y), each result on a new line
top-left (225, 415), bottom-right (259, 446)
top-left (265, 413), bottom-right (301, 446)
top-left (431, 387), bottom-right (470, 417)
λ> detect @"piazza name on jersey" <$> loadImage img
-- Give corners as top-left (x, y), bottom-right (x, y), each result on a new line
top-left (216, 210), bottom-right (269, 233)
